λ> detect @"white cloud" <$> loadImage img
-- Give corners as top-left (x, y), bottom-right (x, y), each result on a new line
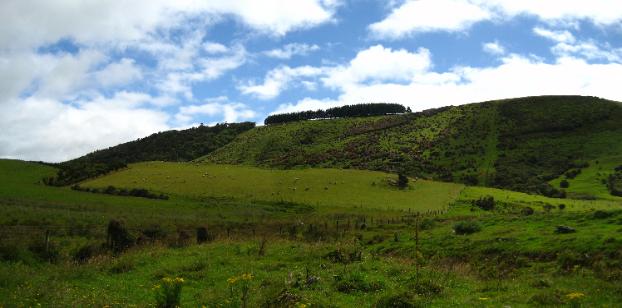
top-left (264, 43), bottom-right (320, 59)
top-left (175, 97), bottom-right (256, 124)
top-left (322, 45), bottom-right (432, 89)
top-left (482, 41), bottom-right (506, 55)
top-left (244, 45), bottom-right (432, 100)
top-left (0, 94), bottom-right (170, 162)
top-left (533, 27), bottom-right (575, 43)
top-left (369, 0), bottom-right (491, 38)
top-left (534, 27), bottom-right (621, 62)
top-left (156, 43), bottom-right (247, 98)
top-left (203, 42), bottom-right (229, 54)
top-left (0, 0), bottom-right (338, 50)
top-left (239, 66), bottom-right (325, 100)
top-left (370, 0), bottom-right (622, 38)
top-left (274, 45), bottom-right (622, 115)
top-left (94, 58), bottom-right (143, 88)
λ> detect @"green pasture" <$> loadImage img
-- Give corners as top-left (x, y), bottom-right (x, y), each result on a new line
top-left (81, 162), bottom-right (464, 212)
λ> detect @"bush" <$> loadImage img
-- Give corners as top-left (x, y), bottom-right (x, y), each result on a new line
top-left (560, 180), bottom-right (569, 188)
top-left (453, 221), bottom-right (482, 235)
top-left (593, 210), bottom-right (613, 219)
top-left (334, 272), bottom-right (384, 293)
top-left (521, 207), bottom-right (535, 216)
top-left (196, 227), bottom-right (215, 244)
top-left (154, 277), bottom-right (184, 308)
top-left (107, 220), bottom-right (134, 253)
top-left (73, 243), bottom-right (103, 263)
top-left (473, 196), bottom-right (495, 211)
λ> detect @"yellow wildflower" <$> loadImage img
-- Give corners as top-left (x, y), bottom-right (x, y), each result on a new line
top-left (162, 277), bottom-right (173, 283)
top-left (566, 292), bottom-right (585, 300)
top-left (227, 276), bottom-right (238, 284)
top-left (175, 277), bottom-right (185, 284)
top-left (241, 273), bottom-right (253, 280)
top-left (298, 304), bottom-right (308, 308)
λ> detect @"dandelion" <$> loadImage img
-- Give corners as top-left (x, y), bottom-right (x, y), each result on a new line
top-left (241, 273), bottom-right (253, 281)
top-left (227, 276), bottom-right (238, 284)
top-left (566, 292), bottom-right (585, 300)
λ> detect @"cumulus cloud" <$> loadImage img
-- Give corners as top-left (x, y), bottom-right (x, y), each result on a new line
top-left (0, 0), bottom-right (339, 50)
top-left (369, 0), bottom-right (491, 38)
top-left (273, 45), bottom-right (622, 114)
top-left (482, 41), bottom-right (506, 55)
top-left (534, 27), bottom-right (622, 62)
top-left (322, 45), bottom-right (431, 88)
top-left (370, 0), bottom-right (622, 38)
top-left (0, 94), bottom-right (170, 162)
top-left (174, 97), bottom-right (256, 125)
top-left (94, 58), bottom-right (143, 88)
top-left (264, 43), bottom-right (320, 59)
top-left (239, 66), bottom-right (325, 100)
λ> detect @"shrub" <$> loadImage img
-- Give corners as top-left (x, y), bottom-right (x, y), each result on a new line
top-left (521, 207), bottom-right (535, 216)
top-left (453, 221), bottom-right (482, 235)
top-left (397, 173), bottom-right (409, 189)
top-left (142, 225), bottom-right (168, 243)
top-left (555, 225), bottom-right (576, 234)
top-left (560, 180), bottom-right (569, 188)
top-left (107, 220), bottom-right (134, 253)
top-left (196, 227), bottom-right (215, 244)
top-left (154, 277), bottom-right (184, 308)
top-left (73, 243), bottom-right (103, 263)
top-left (473, 196), bottom-right (495, 211)
top-left (593, 210), bottom-right (613, 219)
top-left (334, 272), bottom-right (384, 293)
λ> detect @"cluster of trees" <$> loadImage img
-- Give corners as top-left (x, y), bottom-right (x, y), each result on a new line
top-left (71, 185), bottom-right (169, 200)
top-left (264, 103), bottom-right (410, 125)
top-left (46, 122), bottom-right (255, 186)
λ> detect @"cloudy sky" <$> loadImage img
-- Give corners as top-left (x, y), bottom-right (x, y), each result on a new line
top-left (1, 0), bottom-right (622, 162)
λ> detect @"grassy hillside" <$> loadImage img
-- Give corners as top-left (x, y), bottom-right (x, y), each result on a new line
top-left (204, 96), bottom-right (622, 198)
top-left (48, 122), bottom-right (255, 186)
top-left (80, 162), bottom-right (463, 212)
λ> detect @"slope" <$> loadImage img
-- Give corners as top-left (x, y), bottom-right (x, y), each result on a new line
top-left (47, 122), bottom-right (255, 185)
top-left (203, 96), bottom-right (622, 198)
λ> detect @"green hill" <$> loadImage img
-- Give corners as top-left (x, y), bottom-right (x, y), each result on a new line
top-left (47, 122), bottom-right (255, 185)
top-left (203, 96), bottom-right (622, 198)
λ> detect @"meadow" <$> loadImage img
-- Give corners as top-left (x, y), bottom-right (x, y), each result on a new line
top-left (80, 162), bottom-right (463, 213)
top-left (2, 159), bottom-right (622, 306)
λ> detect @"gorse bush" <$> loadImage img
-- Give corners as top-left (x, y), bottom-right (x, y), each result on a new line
top-left (154, 277), bottom-right (184, 308)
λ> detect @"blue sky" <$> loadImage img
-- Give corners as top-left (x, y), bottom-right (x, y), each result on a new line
top-left (1, 0), bottom-right (621, 162)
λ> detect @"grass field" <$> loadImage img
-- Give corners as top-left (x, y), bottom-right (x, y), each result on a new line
top-left (81, 162), bottom-right (464, 213)
top-left (3, 159), bottom-right (622, 306)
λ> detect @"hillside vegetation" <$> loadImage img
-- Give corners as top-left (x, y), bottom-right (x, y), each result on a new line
top-left (47, 122), bottom-right (255, 186)
top-left (205, 96), bottom-right (622, 198)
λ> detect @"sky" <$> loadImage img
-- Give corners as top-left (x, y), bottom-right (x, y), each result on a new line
top-left (1, 0), bottom-right (622, 162)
